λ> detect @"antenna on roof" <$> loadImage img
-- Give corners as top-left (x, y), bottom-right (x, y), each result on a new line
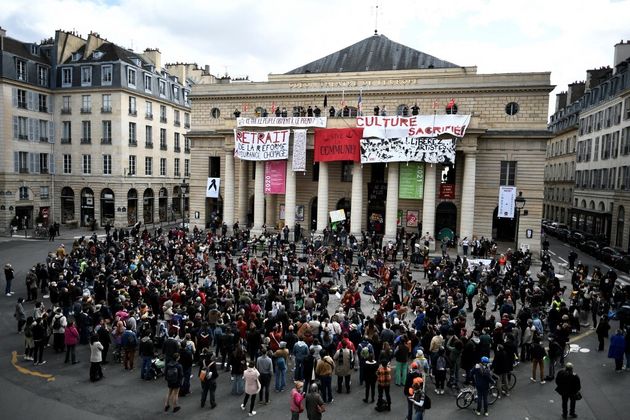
top-left (374, 1), bottom-right (379, 35)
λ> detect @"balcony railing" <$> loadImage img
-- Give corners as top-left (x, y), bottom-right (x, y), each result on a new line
top-left (160, 116), bottom-right (167, 123)
top-left (80, 138), bottom-right (92, 144)
top-left (129, 140), bottom-right (137, 147)
top-left (61, 107), bottom-right (72, 114)
top-left (160, 144), bottom-right (167, 151)
top-left (145, 142), bottom-right (153, 149)
top-left (101, 106), bottom-right (112, 113)
top-left (80, 107), bottom-right (92, 114)
top-left (39, 136), bottom-right (49, 143)
top-left (174, 146), bottom-right (181, 153)
top-left (101, 138), bottom-right (112, 145)
top-left (174, 120), bottom-right (181, 127)
top-left (145, 113), bottom-right (153, 120)
top-left (128, 109), bottom-right (137, 116)
top-left (39, 106), bottom-right (48, 112)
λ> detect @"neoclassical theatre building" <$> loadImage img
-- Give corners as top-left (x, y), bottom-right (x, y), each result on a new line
top-left (189, 34), bottom-right (552, 254)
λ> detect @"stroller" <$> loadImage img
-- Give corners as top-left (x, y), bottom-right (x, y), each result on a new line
top-left (147, 356), bottom-right (165, 380)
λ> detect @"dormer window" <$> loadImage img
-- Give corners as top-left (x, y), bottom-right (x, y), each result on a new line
top-left (127, 67), bottom-right (137, 88)
top-left (30, 44), bottom-right (39, 55)
top-left (159, 79), bottom-right (167, 97)
top-left (93, 51), bottom-right (104, 60)
top-left (72, 52), bottom-right (82, 61)
top-left (132, 58), bottom-right (142, 67)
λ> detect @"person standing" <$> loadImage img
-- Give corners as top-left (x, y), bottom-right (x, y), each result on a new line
top-left (121, 328), bottom-right (137, 370)
top-left (333, 342), bottom-right (353, 394)
top-left (608, 329), bottom-right (626, 372)
top-left (178, 341), bottom-right (194, 396)
top-left (290, 380), bottom-right (305, 420)
top-left (199, 350), bottom-right (218, 409)
top-left (4, 263), bottom-right (15, 296)
top-left (241, 361), bottom-right (261, 417)
top-left (31, 317), bottom-right (47, 366)
top-left (363, 353), bottom-right (378, 403)
top-left (64, 320), bottom-right (80, 364)
top-left (376, 359), bottom-right (392, 411)
top-left (305, 383), bottom-right (325, 420)
top-left (471, 356), bottom-right (494, 416)
top-left (461, 237), bottom-right (470, 256)
top-left (596, 315), bottom-right (611, 351)
top-left (530, 337), bottom-right (547, 383)
top-left (89, 334), bottom-right (104, 382)
top-left (139, 331), bottom-right (155, 380)
top-left (555, 362), bottom-right (581, 419)
top-left (14, 297), bottom-right (26, 333)
top-left (51, 308), bottom-right (67, 353)
top-left (164, 352), bottom-right (183, 412)
top-left (256, 350), bottom-right (273, 404)
top-left (315, 350), bottom-right (335, 403)
top-left (274, 341), bottom-right (289, 392)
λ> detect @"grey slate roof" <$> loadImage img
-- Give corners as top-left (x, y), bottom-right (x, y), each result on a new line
top-left (2, 36), bottom-right (51, 65)
top-left (286, 34), bottom-right (458, 74)
top-left (61, 43), bottom-right (146, 66)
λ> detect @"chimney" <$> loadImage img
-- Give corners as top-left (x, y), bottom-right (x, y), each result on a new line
top-left (567, 82), bottom-right (585, 104)
top-left (84, 31), bottom-right (106, 59)
top-left (555, 91), bottom-right (567, 112)
top-left (142, 48), bottom-right (161, 72)
top-left (0, 26), bottom-right (5, 50)
top-left (614, 40), bottom-right (630, 74)
top-left (585, 67), bottom-right (613, 90)
top-left (204, 64), bottom-right (210, 75)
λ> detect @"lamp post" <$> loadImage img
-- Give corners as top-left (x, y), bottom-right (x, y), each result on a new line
top-left (180, 178), bottom-right (188, 231)
top-left (514, 192), bottom-right (527, 252)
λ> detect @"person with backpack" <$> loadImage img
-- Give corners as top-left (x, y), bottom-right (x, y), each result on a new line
top-left (433, 347), bottom-right (448, 394)
top-left (357, 337), bottom-right (374, 386)
top-left (333, 341), bottom-right (354, 394)
top-left (51, 307), bottom-right (67, 353)
top-left (164, 352), bottom-right (183, 413)
top-left (199, 349), bottom-right (218, 409)
top-left (471, 356), bottom-right (495, 416)
top-left (121, 328), bottom-right (137, 370)
top-left (178, 340), bottom-right (194, 396)
top-left (408, 377), bottom-right (430, 420)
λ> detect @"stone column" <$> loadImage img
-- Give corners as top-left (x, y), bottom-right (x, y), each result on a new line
top-left (350, 162), bottom-right (363, 235)
top-left (238, 159), bottom-right (248, 228)
top-left (383, 162), bottom-right (399, 243)
top-left (316, 162), bottom-right (329, 232)
top-left (460, 151), bottom-right (477, 243)
top-left (285, 157), bottom-right (296, 240)
top-left (223, 152), bottom-right (235, 233)
top-left (265, 194), bottom-right (276, 229)
top-left (252, 161), bottom-right (265, 234)
top-left (422, 163), bottom-right (437, 250)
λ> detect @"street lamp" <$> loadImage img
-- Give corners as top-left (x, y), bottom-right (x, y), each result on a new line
top-left (514, 192), bottom-right (527, 252)
top-left (180, 178), bottom-right (188, 230)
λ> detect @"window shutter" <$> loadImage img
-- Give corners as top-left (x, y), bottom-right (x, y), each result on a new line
top-left (12, 88), bottom-right (17, 107)
top-left (28, 118), bottom-right (35, 141)
top-left (27, 91), bottom-right (34, 110)
top-left (47, 95), bottom-right (53, 114)
top-left (14, 152), bottom-right (19, 173)
top-left (49, 121), bottom-right (55, 143)
top-left (13, 116), bottom-right (18, 139)
top-left (34, 120), bottom-right (40, 141)
top-left (29, 152), bottom-right (36, 173)
top-left (49, 154), bottom-right (56, 174)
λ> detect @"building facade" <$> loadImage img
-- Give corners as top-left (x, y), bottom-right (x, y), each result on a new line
top-left (0, 27), bottom-right (213, 233)
top-left (189, 35), bottom-right (552, 254)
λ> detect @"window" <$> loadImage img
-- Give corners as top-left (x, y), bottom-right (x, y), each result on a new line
top-left (174, 132), bottom-right (181, 151)
top-left (17, 151), bottom-right (28, 173)
top-left (128, 155), bottom-right (136, 175)
top-left (174, 158), bottom-right (180, 177)
top-left (102, 121), bottom-right (112, 144)
top-left (81, 121), bottom-right (91, 144)
top-left (16, 89), bottom-right (27, 108)
top-left (145, 157), bottom-right (152, 175)
top-left (14, 116), bottom-right (28, 140)
top-left (145, 101), bottom-right (153, 119)
top-left (312, 162), bottom-right (320, 182)
top-left (16, 59), bottom-right (26, 81)
top-left (184, 137), bottom-right (190, 153)
top-left (38, 66), bottom-right (48, 86)
top-left (160, 128), bottom-right (167, 150)
top-left (81, 66), bottom-right (92, 86)
top-left (144, 73), bottom-right (152, 92)
top-left (39, 120), bottom-right (48, 142)
top-left (102, 94), bottom-right (112, 112)
top-left (81, 95), bottom-right (92, 113)
top-left (19, 186), bottom-right (29, 200)
top-left (594, 137), bottom-right (599, 161)
top-left (127, 67), bottom-right (137, 88)
top-left (159, 79), bottom-right (166, 97)
top-left (625, 97), bottom-right (630, 120)
top-left (62, 95), bottom-right (71, 113)
top-left (39, 153), bottom-right (49, 173)
top-left (160, 158), bottom-right (167, 176)
top-left (61, 68), bottom-right (72, 87)
top-left (174, 110), bottom-right (181, 126)
top-left (211, 108), bottom-right (220, 119)
top-left (184, 159), bottom-right (190, 177)
top-left (63, 154), bottom-right (72, 174)
top-left (38, 94), bottom-right (48, 112)
top-left (500, 161), bottom-right (517, 186)
top-left (82, 154), bottom-right (92, 174)
top-left (129, 122), bottom-right (137, 145)
top-left (129, 96), bottom-right (137, 115)
top-left (445, 102), bottom-right (458, 115)
top-left (341, 161), bottom-right (353, 182)
top-left (184, 112), bottom-right (190, 128)
top-left (145, 126), bottom-right (153, 147)
top-left (40, 186), bottom-right (49, 200)
top-left (103, 154), bottom-right (112, 175)
top-left (173, 85), bottom-right (179, 100)
top-left (101, 65), bottom-right (112, 85)
top-left (62, 121), bottom-right (71, 143)
top-left (160, 105), bottom-right (167, 123)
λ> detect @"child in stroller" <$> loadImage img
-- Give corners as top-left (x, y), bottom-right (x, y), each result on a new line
top-left (146, 355), bottom-right (165, 380)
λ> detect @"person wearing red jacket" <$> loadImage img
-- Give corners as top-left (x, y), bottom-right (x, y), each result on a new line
top-left (64, 320), bottom-right (80, 364)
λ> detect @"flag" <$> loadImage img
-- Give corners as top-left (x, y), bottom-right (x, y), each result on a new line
top-left (357, 91), bottom-right (363, 116)
top-left (323, 95), bottom-right (328, 108)
top-left (271, 102), bottom-right (276, 114)
top-left (446, 98), bottom-right (456, 109)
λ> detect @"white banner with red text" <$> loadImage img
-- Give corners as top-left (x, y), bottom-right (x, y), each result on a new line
top-left (356, 115), bottom-right (471, 138)
top-left (234, 129), bottom-right (290, 161)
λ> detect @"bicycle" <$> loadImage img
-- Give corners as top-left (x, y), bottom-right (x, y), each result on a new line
top-left (34, 225), bottom-right (48, 239)
top-left (492, 372), bottom-right (517, 392)
top-left (456, 385), bottom-right (499, 409)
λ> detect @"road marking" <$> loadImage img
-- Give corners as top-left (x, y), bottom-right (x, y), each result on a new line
top-left (568, 329), bottom-right (594, 343)
top-left (558, 257), bottom-right (568, 263)
top-left (548, 250), bottom-right (556, 256)
top-left (73, 234), bottom-right (106, 239)
top-left (11, 351), bottom-right (55, 382)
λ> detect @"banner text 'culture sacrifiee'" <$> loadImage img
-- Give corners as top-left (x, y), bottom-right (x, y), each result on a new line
top-left (356, 115), bottom-right (471, 138)
top-left (234, 129), bottom-right (290, 161)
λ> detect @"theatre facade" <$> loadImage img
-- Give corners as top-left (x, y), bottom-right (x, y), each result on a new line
top-left (188, 34), bottom-right (552, 254)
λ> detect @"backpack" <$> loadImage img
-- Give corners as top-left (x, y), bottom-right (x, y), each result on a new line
top-left (125, 333), bottom-right (137, 348)
top-left (53, 316), bottom-right (61, 330)
top-left (466, 283), bottom-right (476, 297)
top-left (165, 363), bottom-right (179, 383)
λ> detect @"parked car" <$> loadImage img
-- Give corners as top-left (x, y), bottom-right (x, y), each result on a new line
top-left (614, 255), bottom-right (630, 273)
top-left (581, 240), bottom-right (601, 257)
top-left (567, 231), bottom-right (586, 247)
top-left (598, 247), bottom-right (624, 265)
top-left (555, 228), bottom-right (571, 242)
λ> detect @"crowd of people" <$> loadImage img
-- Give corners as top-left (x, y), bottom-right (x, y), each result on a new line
top-left (8, 223), bottom-right (630, 419)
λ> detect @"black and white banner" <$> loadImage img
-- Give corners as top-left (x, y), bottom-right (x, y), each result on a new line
top-left (292, 129), bottom-right (307, 172)
top-left (498, 186), bottom-right (516, 219)
top-left (206, 177), bottom-right (220, 198)
top-left (234, 129), bottom-right (290, 161)
top-left (360, 137), bottom-right (456, 164)
top-left (237, 117), bottom-right (327, 128)
top-left (356, 115), bottom-right (471, 138)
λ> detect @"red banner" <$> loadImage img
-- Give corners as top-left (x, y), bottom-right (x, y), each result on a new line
top-left (264, 160), bottom-right (287, 194)
top-left (314, 128), bottom-right (363, 162)
top-left (439, 184), bottom-right (455, 199)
